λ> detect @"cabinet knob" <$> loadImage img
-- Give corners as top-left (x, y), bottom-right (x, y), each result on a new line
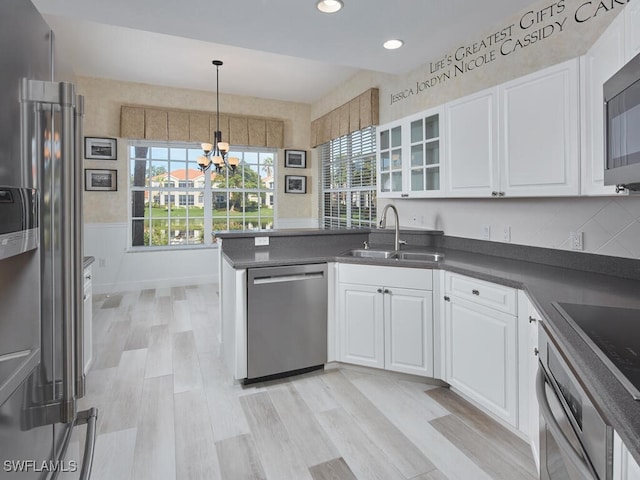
top-left (491, 191), bottom-right (498, 197)
top-left (498, 192), bottom-right (505, 197)
top-left (616, 184), bottom-right (626, 194)
top-left (383, 289), bottom-right (390, 294)
top-left (444, 295), bottom-right (450, 302)
top-left (472, 289), bottom-right (480, 296)
top-left (83, 294), bottom-right (87, 301)
top-left (528, 316), bottom-right (537, 323)
top-left (85, 274), bottom-right (92, 280)
top-left (377, 288), bottom-right (383, 293)
top-left (534, 348), bottom-right (539, 356)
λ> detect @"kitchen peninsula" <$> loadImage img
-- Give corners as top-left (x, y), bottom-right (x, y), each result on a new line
top-left (218, 227), bottom-right (640, 472)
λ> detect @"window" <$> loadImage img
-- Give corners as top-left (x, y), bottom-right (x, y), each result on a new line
top-left (320, 126), bottom-right (377, 228)
top-left (129, 141), bottom-right (276, 248)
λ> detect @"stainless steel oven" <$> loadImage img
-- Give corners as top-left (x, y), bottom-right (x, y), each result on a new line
top-left (537, 321), bottom-right (613, 480)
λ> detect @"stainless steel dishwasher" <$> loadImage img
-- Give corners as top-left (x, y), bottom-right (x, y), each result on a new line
top-left (246, 263), bottom-right (327, 382)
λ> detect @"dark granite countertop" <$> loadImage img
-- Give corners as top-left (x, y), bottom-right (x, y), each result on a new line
top-left (220, 230), bottom-right (640, 463)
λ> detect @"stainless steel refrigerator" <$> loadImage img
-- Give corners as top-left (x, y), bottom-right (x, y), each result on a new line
top-left (0, 1), bottom-right (97, 478)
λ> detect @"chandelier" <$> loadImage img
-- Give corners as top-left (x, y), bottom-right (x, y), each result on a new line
top-left (197, 60), bottom-right (239, 174)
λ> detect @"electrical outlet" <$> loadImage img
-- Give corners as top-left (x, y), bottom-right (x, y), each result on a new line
top-left (503, 226), bottom-right (511, 243)
top-left (482, 225), bottom-right (491, 240)
top-left (570, 231), bottom-right (584, 250)
top-left (254, 236), bottom-right (270, 246)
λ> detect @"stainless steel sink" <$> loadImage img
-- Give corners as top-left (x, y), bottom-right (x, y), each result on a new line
top-left (341, 249), bottom-right (444, 262)
top-left (398, 251), bottom-right (444, 262)
top-left (342, 249), bottom-right (398, 259)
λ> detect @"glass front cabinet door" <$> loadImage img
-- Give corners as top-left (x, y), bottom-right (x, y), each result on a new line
top-left (377, 106), bottom-right (444, 198)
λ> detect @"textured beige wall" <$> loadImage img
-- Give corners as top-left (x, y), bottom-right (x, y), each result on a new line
top-left (79, 77), bottom-right (313, 223)
top-left (312, 0), bottom-right (625, 123)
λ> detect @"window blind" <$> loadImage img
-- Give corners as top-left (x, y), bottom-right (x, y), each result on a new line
top-left (319, 126), bottom-right (377, 229)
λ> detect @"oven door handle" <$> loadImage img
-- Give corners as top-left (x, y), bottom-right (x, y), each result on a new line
top-left (536, 366), bottom-right (597, 480)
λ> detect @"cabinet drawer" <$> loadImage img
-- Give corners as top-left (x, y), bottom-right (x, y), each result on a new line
top-left (445, 272), bottom-right (516, 315)
top-left (338, 263), bottom-right (432, 290)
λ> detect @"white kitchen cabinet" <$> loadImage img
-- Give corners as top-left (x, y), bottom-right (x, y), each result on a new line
top-left (499, 58), bottom-right (580, 197)
top-left (445, 87), bottom-right (500, 197)
top-left (444, 59), bottom-right (579, 198)
top-left (82, 264), bottom-right (93, 374)
top-left (518, 293), bottom-right (540, 472)
top-left (581, 12), bottom-right (626, 195)
top-left (444, 272), bottom-right (518, 426)
top-left (614, 431), bottom-right (640, 480)
top-left (339, 283), bottom-right (385, 369)
top-left (385, 286), bottom-right (433, 375)
top-left (378, 106), bottom-right (444, 198)
top-left (625, 2), bottom-right (640, 62)
top-left (337, 264), bottom-right (434, 376)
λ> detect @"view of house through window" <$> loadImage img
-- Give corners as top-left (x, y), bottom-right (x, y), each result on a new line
top-left (130, 141), bottom-right (275, 247)
top-left (320, 126), bottom-right (377, 228)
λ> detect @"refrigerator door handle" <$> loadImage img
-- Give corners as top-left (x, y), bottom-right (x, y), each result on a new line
top-left (59, 81), bottom-right (79, 422)
top-left (76, 407), bottom-right (98, 480)
top-left (73, 95), bottom-right (86, 399)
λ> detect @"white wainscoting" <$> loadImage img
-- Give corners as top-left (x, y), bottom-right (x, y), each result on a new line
top-left (84, 223), bottom-right (218, 294)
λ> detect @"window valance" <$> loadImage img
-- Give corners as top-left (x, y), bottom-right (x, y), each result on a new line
top-left (310, 88), bottom-right (379, 148)
top-left (120, 105), bottom-right (284, 149)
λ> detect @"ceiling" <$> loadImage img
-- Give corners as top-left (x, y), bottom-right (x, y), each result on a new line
top-left (32, 0), bottom-right (541, 104)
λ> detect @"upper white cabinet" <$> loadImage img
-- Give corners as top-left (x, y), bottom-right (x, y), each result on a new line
top-left (444, 59), bottom-right (580, 197)
top-left (499, 58), bottom-right (580, 197)
top-left (625, 1), bottom-right (640, 62)
top-left (378, 106), bottom-right (444, 198)
top-left (445, 87), bottom-right (499, 197)
top-left (581, 12), bottom-right (626, 195)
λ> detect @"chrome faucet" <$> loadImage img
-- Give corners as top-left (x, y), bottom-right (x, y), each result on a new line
top-left (379, 204), bottom-right (406, 251)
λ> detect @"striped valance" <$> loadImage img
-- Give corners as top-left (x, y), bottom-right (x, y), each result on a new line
top-left (120, 105), bottom-right (285, 149)
top-left (310, 88), bottom-right (379, 148)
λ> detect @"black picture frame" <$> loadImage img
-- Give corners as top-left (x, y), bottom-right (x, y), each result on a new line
top-left (85, 169), bottom-right (117, 191)
top-left (85, 137), bottom-right (117, 160)
top-left (284, 149), bottom-right (307, 168)
top-left (284, 175), bottom-right (307, 194)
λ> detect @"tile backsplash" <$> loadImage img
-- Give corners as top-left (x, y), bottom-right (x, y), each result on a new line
top-left (392, 195), bottom-right (640, 259)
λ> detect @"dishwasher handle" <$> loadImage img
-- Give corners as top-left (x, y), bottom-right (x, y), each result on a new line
top-left (252, 272), bottom-right (324, 285)
top-left (536, 365), bottom-right (597, 480)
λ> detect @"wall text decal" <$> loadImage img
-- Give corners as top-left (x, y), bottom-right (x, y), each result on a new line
top-left (390, 0), bottom-right (629, 105)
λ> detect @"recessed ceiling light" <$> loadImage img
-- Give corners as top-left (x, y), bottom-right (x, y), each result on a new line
top-left (383, 39), bottom-right (404, 50)
top-left (316, 0), bottom-right (344, 14)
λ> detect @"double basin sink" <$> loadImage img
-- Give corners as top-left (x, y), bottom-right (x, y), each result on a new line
top-left (341, 248), bottom-right (444, 263)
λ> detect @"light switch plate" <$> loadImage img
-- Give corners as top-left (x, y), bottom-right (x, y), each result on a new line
top-left (254, 236), bottom-right (270, 246)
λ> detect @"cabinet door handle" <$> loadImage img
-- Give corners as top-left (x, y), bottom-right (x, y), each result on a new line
top-left (529, 316), bottom-right (537, 323)
top-left (444, 295), bottom-right (450, 302)
top-left (472, 289), bottom-right (480, 296)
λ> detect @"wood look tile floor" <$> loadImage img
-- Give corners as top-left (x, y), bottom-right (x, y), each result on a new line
top-left (70, 284), bottom-right (538, 480)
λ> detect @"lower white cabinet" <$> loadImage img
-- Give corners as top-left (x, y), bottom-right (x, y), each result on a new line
top-left (82, 265), bottom-right (93, 375)
top-left (337, 264), bottom-right (434, 377)
top-left (444, 272), bottom-right (518, 427)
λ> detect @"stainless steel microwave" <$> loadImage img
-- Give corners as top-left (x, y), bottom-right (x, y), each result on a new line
top-left (604, 51), bottom-right (640, 191)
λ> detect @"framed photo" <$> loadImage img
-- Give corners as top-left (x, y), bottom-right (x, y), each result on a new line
top-left (85, 169), bottom-right (117, 191)
top-left (285, 175), bottom-right (307, 194)
top-left (85, 137), bottom-right (117, 160)
top-left (284, 149), bottom-right (307, 168)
